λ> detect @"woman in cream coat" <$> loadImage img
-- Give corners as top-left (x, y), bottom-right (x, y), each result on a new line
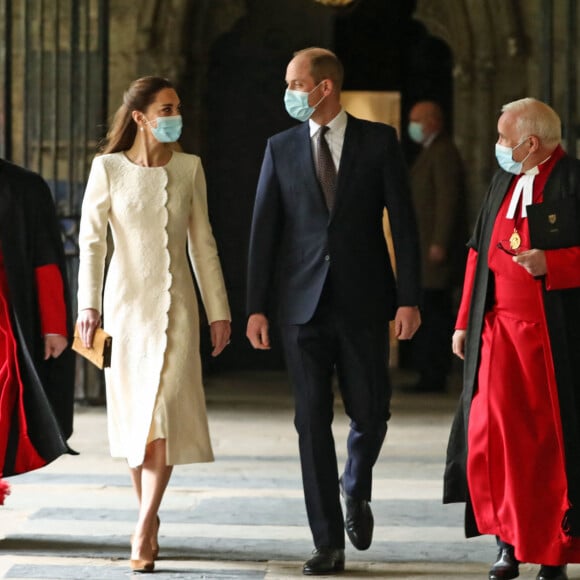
top-left (77, 76), bottom-right (231, 573)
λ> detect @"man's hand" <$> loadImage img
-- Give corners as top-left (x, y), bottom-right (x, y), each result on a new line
top-left (452, 329), bottom-right (466, 360)
top-left (513, 249), bottom-right (547, 277)
top-left (76, 308), bottom-right (101, 348)
top-left (210, 320), bottom-right (231, 357)
top-left (246, 313), bottom-right (271, 350)
top-left (44, 335), bottom-right (68, 359)
top-left (393, 306), bottom-right (421, 340)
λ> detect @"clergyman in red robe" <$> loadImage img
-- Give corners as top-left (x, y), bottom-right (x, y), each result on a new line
top-left (444, 98), bottom-right (580, 580)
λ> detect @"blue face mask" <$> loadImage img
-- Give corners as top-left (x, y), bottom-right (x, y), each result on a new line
top-left (284, 82), bottom-right (325, 122)
top-left (408, 122), bottom-right (424, 144)
top-left (495, 139), bottom-right (530, 174)
top-left (146, 115), bottom-right (183, 143)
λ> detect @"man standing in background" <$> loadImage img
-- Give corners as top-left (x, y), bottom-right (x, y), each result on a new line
top-left (406, 100), bottom-right (466, 393)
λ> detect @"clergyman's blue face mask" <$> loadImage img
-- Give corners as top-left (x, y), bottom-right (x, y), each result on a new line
top-left (283, 82), bottom-right (325, 122)
top-left (146, 115), bottom-right (183, 143)
top-left (495, 138), bottom-right (530, 174)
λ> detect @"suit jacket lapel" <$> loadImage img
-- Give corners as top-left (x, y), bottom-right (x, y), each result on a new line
top-left (297, 121), bottom-right (317, 183)
top-left (330, 114), bottom-right (359, 222)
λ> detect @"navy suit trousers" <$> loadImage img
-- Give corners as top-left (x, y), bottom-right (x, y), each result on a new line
top-left (280, 280), bottom-right (391, 548)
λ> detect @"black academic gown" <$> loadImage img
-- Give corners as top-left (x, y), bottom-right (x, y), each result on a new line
top-left (0, 159), bottom-right (75, 477)
top-left (443, 154), bottom-right (580, 537)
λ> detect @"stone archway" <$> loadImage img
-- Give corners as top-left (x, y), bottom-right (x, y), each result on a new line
top-left (414, 0), bottom-right (527, 226)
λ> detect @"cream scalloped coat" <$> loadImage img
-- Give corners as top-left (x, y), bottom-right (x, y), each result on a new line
top-left (77, 152), bottom-right (231, 468)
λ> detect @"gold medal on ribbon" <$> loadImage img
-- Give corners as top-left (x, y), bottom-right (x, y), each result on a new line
top-left (509, 229), bottom-right (521, 250)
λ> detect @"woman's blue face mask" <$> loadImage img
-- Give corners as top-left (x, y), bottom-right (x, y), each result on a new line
top-left (145, 115), bottom-right (183, 143)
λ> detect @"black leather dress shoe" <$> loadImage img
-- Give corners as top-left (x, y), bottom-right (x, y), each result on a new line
top-left (302, 548), bottom-right (345, 576)
top-left (489, 545), bottom-right (519, 579)
top-left (536, 565), bottom-right (568, 580)
top-left (339, 477), bottom-right (374, 551)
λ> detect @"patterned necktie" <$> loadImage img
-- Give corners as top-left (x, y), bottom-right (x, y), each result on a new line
top-left (316, 126), bottom-right (336, 211)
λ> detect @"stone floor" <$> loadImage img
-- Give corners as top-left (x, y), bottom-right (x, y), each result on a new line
top-left (1, 369), bottom-right (579, 579)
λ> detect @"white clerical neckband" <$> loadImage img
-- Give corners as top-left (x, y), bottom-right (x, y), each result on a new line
top-left (506, 166), bottom-right (539, 219)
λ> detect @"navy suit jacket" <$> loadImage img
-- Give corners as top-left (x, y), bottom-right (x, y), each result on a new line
top-left (247, 114), bottom-right (421, 326)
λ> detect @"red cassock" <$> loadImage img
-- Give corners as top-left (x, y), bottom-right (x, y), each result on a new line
top-left (0, 249), bottom-right (67, 504)
top-left (457, 147), bottom-right (580, 565)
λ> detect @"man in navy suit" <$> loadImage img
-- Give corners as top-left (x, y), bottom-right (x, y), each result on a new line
top-left (246, 47), bottom-right (421, 575)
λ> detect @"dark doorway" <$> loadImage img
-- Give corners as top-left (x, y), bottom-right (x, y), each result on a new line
top-left (400, 19), bottom-right (454, 164)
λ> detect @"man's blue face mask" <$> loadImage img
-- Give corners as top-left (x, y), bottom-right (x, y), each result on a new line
top-left (495, 138), bottom-right (530, 174)
top-left (284, 82), bottom-right (325, 122)
top-left (407, 121), bottom-right (424, 144)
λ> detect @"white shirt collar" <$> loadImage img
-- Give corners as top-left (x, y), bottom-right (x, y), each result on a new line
top-left (309, 108), bottom-right (348, 137)
top-left (423, 130), bottom-right (439, 148)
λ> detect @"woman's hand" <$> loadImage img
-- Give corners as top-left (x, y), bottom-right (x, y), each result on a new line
top-left (76, 308), bottom-right (101, 348)
top-left (210, 320), bottom-right (231, 357)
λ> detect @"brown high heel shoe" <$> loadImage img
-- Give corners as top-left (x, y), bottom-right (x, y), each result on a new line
top-left (151, 516), bottom-right (160, 561)
top-left (130, 558), bottom-right (154, 573)
top-left (130, 535), bottom-right (155, 573)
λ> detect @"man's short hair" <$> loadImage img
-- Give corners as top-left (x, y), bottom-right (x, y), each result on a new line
top-left (294, 47), bottom-right (344, 91)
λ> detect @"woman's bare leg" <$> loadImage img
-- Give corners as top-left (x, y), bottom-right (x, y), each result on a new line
top-left (130, 439), bottom-right (173, 561)
top-left (129, 465), bottom-right (143, 504)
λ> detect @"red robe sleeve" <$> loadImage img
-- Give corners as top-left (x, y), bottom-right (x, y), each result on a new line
top-left (35, 264), bottom-right (67, 336)
top-left (455, 248), bottom-right (478, 330)
top-left (544, 247), bottom-right (580, 290)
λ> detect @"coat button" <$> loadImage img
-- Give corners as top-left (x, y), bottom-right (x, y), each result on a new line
top-left (324, 255), bottom-right (330, 261)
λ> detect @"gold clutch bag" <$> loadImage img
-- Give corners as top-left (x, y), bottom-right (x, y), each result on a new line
top-left (72, 327), bottom-right (112, 370)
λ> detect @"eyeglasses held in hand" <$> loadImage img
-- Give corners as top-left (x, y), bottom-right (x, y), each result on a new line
top-left (496, 241), bottom-right (528, 256)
